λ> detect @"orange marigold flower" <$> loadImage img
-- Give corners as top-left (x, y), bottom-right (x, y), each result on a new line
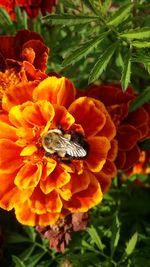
top-left (0, 76), bottom-right (117, 226)
top-left (0, 30), bottom-right (49, 72)
top-left (0, 67), bottom-right (45, 113)
top-left (84, 83), bottom-right (150, 171)
top-left (0, 0), bottom-right (57, 20)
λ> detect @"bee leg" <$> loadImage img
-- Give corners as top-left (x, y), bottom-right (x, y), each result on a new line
top-left (63, 133), bottom-right (71, 140)
top-left (58, 151), bottom-right (66, 158)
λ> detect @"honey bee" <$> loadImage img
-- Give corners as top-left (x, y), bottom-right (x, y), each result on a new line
top-left (42, 129), bottom-right (88, 159)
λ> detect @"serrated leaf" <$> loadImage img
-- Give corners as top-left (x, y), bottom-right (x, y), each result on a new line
top-left (62, 32), bottom-right (107, 66)
top-left (107, 3), bottom-right (132, 26)
top-left (88, 42), bottom-right (117, 83)
top-left (15, 5), bottom-right (27, 29)
top-left (12, 255), bottom-right (26, 267)
top-left (132, 41), bottom-right (150, 48)
top-left (23, 226), bottom-right (36, 242)
top-left (120, 28), bottom-right (150, 39)
top-left (125, 232), bottom-right (138, 256)
top-left (0, 7), bottom-right (14, 26)
top-left (110, 215), bottom-right (120, 258)
top-left (25, 252), bottom-right (46, 267)
top-left (7, 232), bottom-right (30, 243)
top-left (144, 63), bottom-right (150, 74)
top-left (82, 240), bottom-right (99, 252)
top-left (87, 225), bottom-right (104, 251)
top-left (43, 14), bottom-right (99, 26)
top-left (19, 245), bottom-right (35, 261)
top-left (132, 55), bottom-right (150, 64)
top-left (121, 54), bottom-right (131, 91)
top-left (129, 86), bottom-right (150, 112)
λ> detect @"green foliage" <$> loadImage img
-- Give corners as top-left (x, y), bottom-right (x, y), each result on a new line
top-left (42, 0), bottom-right (150, 90)
top-left (0, 1), bottom-right (150, 267)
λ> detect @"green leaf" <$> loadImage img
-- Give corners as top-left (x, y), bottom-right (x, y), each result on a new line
top-left (121, 53), bottom-right (131, 91)
top-left (0, 7), bottom-right (15, 33)
top-left (82, 240), bottom-right (100, 253)
top-left (43, 14), bottom-right (99, 26)
top-left (15, 5), bottom-right (28, 29)
top-left (107, 3), bottom-right (132, 27)
top-left (62, 32), bottom-right (108, 66)
top-left (26, 252), bottom-right (46, 267)
top-left (129, 86), bottom-right (150, 112)
top-left (82, 0), bottom-right (102, 16)
top-left (87, 225), bottom-right (104, 251)
top-left (12, 255), bottom-right (26, 267)
top-left (0, 7), bottom-right (14, 26)
top-left (23, 226), bottom-right (36, 242)
top-left (132, 41), bottom-right (150, 48)
top-left (88, 0), bottom-right (102, 16)
top-left (88, 42), bottom-right (117, 83)
top-left (120, 27), bottom-right (150, 39)
top-left (144, 63), bottom-right (150, 74)
top-left (19, 245), bottom-right (35, 261)
top-left (132, 55), bottom-right (150, 64)
top-left (125, 232), bottom-right (138, 256)
top-left (7, 232), bottom-right (30, 243)
top-left (110, 215), bottom-right (120, 258)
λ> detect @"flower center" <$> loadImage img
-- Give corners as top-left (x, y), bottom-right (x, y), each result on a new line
top-left (41, 128), bottom-right (89, 160)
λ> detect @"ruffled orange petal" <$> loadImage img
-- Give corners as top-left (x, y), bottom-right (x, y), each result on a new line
top-left (0, 139), bottom-right (23, 173)
top-left (101, 160), bottom-right (117, 177)
top-left (2, 81), bottom-right (38, 112)
top-left (29, 188), bottom-right (62, 214)
top-left (9, 103), bottom-right (32, 128)
top-left (117, 125), bottom-right (140, 151)
top-left (97, 113), bottom-right (116, 141)
top-left (51, 105), bottom-right (75, 130)
top-left (33, 76), bottom-right (76, 108)
top-left (85, 136), bottom-right (110, 172)
top-left (15, 201), bottom-right (60, 226)
top-left (23, 61), bottom-right (48, 81)
top-left (40, 165), bottom-right (71, 194)
top-left (68, 97), bottom-right (106, 137)
top-left (0, 172), bottom-right (32, 210)
top-left (95, 172), bottom-right (112, 193)
top-left (0, 120), bottom-right (17, 141)
top-left (14, 163), bottom-right (42, 190)
top-left (61, 170), bottom-right (91, 197)
top-left (41, 159), bottom-right (57, 181)
top-left (22, 100), bottom-right (55, 126)
top-left (65, 172), bottom-right (103, 212)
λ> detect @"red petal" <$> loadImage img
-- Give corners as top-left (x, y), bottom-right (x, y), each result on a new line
top-left (117, 124), bottom-right (140, 151)
top-left (85, 136), bottom-right (111, 172)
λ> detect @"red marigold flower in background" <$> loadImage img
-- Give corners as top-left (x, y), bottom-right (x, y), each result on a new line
top-left (16, 0), bottom-right (57, 18)
top-left (0, 29), bottom-right (49, 72)
top-left (0, 0), bottom-right (57, 20)
top-left (0, 0), bottom-right (16, 20)
top-left (84, 83), bottom-right (150, 171)
top-left (0, 76), bottom-right (117, 226)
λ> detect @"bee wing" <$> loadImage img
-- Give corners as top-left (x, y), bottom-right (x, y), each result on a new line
top-left (58, 136), bottom-right (87, 158)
